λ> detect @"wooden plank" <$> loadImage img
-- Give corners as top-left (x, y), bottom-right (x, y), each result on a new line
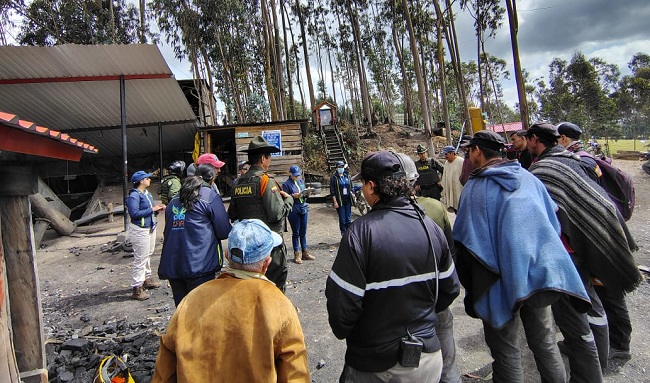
top-left (36, 178), bottom-right (70, 219)
top-left (0, 214), bottom-right (22, 383)
top-left (32, 220), bottom-right (49, 250)
top-left (0, 196), bottom-right (46, 376)
top-left (0, 166), bottom-right (37, 197)
top-left (29, 194), bottom-right (75, 236)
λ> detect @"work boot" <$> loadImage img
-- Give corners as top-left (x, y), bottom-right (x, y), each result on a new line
top-left (143, 277), bottom-right (161, 289)
top-left (131, 286), bottom-right (150, 301)
top-left (302, 250), bottom-right (315, 261)
top-left (293, 251), bottom-right (303, 264)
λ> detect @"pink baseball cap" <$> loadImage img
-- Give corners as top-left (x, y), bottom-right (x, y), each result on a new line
top-left (197, 153), bottom-right (225, 169)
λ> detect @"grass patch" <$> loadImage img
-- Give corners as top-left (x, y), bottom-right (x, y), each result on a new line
top-left (592, 139), bottom-right (649, 154)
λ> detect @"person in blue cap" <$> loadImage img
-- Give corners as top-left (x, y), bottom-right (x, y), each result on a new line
top-left (126, 170), bottom-right (166, 301)
top-left (282, 165), bottom-right (314, 264)
top-left (330, 161), bottom-right (354, 236)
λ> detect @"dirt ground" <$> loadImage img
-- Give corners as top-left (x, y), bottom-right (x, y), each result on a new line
top-left (38, 153), bottom-right (650, 382)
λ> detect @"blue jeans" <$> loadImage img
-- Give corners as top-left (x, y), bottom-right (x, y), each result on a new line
top-left (337, 202), bottom-right (352, 235)
top-left (169, 274), bottom-right (216, 306)
top-left (288, 211), bottom-right (308, 251)
top-left (483, 305), bottom-right (567, 383)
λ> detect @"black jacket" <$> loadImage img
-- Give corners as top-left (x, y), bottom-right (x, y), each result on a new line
top-left (325, 197), bottom-right (460, 372)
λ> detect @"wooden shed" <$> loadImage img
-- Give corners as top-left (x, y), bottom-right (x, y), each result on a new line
top-left (0, 112), bottom-right (99, 383)
top-left (199, 119), bottom-right (309, 179)
top-left (312, 101), bottom-right (337, 131)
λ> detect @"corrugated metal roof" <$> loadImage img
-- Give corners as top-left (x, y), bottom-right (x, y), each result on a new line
top-left (0, 44), bottom-right (198, 157)
top-left (487, 121), bottom-right (523, 133)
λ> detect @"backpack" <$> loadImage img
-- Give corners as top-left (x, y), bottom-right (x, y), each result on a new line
top-left (594, 156), bottom-right (635, 221)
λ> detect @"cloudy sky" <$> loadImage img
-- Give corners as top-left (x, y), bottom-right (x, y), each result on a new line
top-left (453, 0), bottom-right (650, 107)
top-left (159, 0), bottom-right (650, 113)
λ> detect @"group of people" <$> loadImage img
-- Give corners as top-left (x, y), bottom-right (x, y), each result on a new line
top-left (126, 123), bottom-right (640, 383)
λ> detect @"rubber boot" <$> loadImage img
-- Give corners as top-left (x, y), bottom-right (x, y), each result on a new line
top-left (293, 251), bottom-right (303, 264)
top-left (302, 250), bottom-right (315, 261)
top-left (131, 286), bottom-right (150, 301)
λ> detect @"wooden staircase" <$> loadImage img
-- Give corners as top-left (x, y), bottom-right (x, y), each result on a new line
top-left (322, 125), bottom-right (348, 169)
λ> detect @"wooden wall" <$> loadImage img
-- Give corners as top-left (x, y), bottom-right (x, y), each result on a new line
top-left (234, 122), bottom-right (303, 176)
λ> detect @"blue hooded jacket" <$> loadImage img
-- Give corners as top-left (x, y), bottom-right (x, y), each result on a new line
top-left (158, 185), bottom-right (231, 279)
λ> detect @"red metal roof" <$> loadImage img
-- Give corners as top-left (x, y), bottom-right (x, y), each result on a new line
top-left (487, 121), bottom-right (523, 133)
top-left (0, 111), bottom-right (98, 161)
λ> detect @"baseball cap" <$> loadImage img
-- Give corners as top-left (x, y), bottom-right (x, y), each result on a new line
top-left (461, 130), bottom-right (505, 151)
top-left (131, 170), bottom-right (153, 183)
top-left (228, 219), bottom-right (283, 265)
top-left (289, 165), bottom-right (301, 176)
top-left (392, 152), bottom-right (419, 182)
top-left (352, 150), bottom-right (402, 181)
top-left (441, 146), bottom-right (456, 155)
top-left (197, 153), bottom-right (226, 169)
top-left (525, 122), bottom-right (560, 139)
top-left (556, 122), bottom-right (582, 139)
top-left (335, 161), bottom-right (345, 168)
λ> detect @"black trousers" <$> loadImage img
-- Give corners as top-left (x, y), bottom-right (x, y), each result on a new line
top-left (594, 284), bottom-right (632, 352)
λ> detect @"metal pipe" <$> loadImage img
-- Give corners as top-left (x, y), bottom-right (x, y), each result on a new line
top-left (158, 123), bottom-right (163, 193)
top-left (120, 75), bottom-right (128, 232)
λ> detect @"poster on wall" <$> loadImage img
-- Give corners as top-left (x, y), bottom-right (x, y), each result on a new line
top-left (262, 130), bottom-right (282, 157)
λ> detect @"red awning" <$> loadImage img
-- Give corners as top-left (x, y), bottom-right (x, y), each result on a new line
top-left (0, 111), bottom-right (98, 161)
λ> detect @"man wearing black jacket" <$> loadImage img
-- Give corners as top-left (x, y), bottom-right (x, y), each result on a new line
top-left (326, 150), bottom-right (460, 382)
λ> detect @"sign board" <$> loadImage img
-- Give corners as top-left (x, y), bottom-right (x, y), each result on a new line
top-left (262, 130), bottom-right (282, 157)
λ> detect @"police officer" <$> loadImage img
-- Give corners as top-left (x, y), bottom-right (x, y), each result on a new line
top-left (228, 136), bottom-right (293, 292)
top-left (414, 144), bottom-right (444, 200)
top-left (158, 160), bottom-right (185, 205)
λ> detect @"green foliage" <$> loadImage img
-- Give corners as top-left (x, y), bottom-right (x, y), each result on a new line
top-left (19, 0), bottom-right (140, 45)
top-left (537, 52), bottom-right (619, 138)
top-left (302, 133), bottom-right (328, 174)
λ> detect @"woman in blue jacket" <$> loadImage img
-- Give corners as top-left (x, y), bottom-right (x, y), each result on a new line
top-left (126, 170), bottom-right (166, 301)
top-left (159, 164), bottom-right (232, 306)
top-left (330, 161), bottom-right (353, 236)
top-left (282, 165), bottom-right (314, 264)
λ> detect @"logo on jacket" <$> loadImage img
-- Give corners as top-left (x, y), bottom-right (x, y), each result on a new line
top-left (171, 206), bottom-right (187, 230)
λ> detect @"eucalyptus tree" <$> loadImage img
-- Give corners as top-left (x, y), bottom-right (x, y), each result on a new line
top-left (293, 0), bottom-right (316, 112)
top-left (537, 52), bottom-right (618, 138)
top-left (1, 0), bottom-right (23, 45)
top-left (615, 53), bottom-right (650, 139)
top-left (402, 0), bottom-right (434, 146)
top-left (505, 0), bottom-right (528, 127)
top-left (459, 0), bottom-right (504, 111)
top-left (20, 0), bottom-right (140, 45)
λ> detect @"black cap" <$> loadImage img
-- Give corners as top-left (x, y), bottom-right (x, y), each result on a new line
top-left (525, 122), bottom-right (560, 139)
top-left (461, 130), bottom-right (505, 151)
top-left (460, 134), bottom-right (473, 146)
top-left (415, 144), bottom-right (428, 154)
top-left (352, 151), bottom-right (403, 181)
top-left (240, 136), bottom-right (281, 153)
top-left (556, 122), bottom-right (582, 140)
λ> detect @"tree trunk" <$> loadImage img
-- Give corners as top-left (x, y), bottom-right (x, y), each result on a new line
top-left (139, 0), bottom-right (146, 43)
top-left (284, 3), bottom-right (306, 117)
top-left (403, 0), bottom-right (433, 145)
top-left (505, 0), bottom-right (529, 128)
top-left (261, 0), bottom-right (279, 120)
top-left (391, 0), bottom-right (413, 126)
top-left (442, 0), bottom-right (471, 133)
top-left (296, 0), bottom-right (315, 112)
top-left (347, 1), bottom-right (372, 127)
top-left (270, 0), bottom-right (286, 119)
top-left (281, 0), bottom-right (295, 118)
top-left (436, 15), bottom-right (451, 144)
